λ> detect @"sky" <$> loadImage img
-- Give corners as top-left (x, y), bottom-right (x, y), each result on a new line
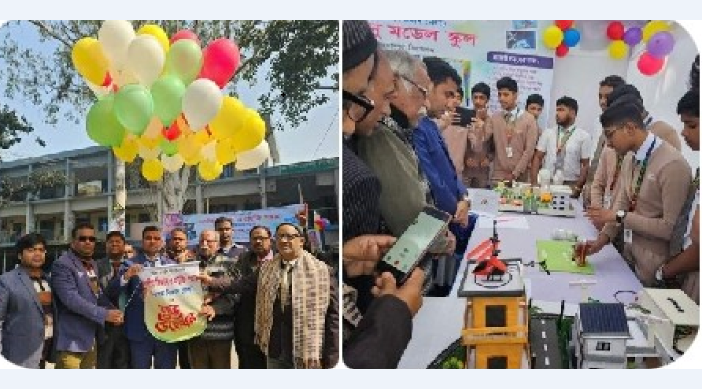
top-left (0, 21), bottom-right (339, 165)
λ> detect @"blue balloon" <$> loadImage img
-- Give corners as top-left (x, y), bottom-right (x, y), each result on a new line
top-left (563, 28), bottom-right (581, 48)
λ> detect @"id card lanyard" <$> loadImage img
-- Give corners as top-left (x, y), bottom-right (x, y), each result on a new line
top-left (505, 108), bottom-right (520, 158)
top-left (629, 139), bottom-right (656, 212)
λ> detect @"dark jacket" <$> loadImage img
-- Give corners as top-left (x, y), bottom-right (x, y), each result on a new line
top-left (200, 254), bottom-right (239, 341)
top-left (342, 141), bottom-right (383, 242)
top-left (344, 295), bottom-right (413, 369)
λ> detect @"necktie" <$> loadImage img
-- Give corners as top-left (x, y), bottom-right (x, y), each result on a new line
top-left (280, 262), bottom-right (293, 312)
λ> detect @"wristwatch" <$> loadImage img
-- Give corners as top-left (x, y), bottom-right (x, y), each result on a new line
top-left (655, 264), bottom-right (667, 282)
top-left (615, 210), bottom-right (626, 224)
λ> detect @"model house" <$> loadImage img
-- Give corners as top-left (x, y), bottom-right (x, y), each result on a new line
top-left (574, 303), bottom-right (631, 369)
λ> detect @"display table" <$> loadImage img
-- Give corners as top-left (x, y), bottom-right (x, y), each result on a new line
top-left (397, 205), bottom-right (643, 368)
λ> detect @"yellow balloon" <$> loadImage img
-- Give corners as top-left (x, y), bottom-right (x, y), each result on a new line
top-left (142, 158), bottom-right (164, 181)
top-left (72, 37), bottom-right (109, 85)
top-left (113, 137), bottom-right (138, 162)
top-left (139, 134), bottom-right (163, 149)
top-left (183, 153), bottom-right (201, 166)
top-left (178, 134), bottom-right (200, 160)
top-left (198, 159), bottom-right (223, 181)
top-left (210, 96), bottom-right (246, 140)
top-left (543, 25), bottom-right (564, 50)
top-left (232, 109), bottom-right (266, 153)
top-left (643, 21), bottom-right (670, 43)
top-left (608, 40), bottom-right (629, 60)
top-left (216, 138), bottom-right (237, 165)
top-left (194, 129), bottom-right (212, 145)
top-left (137, 24), bottom-right (170, 53)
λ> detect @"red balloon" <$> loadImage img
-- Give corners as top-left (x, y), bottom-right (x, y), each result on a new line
top-left (556, 44), bottom-right (569, 57)
top-left (101, 72), bottom-right (112, 87)
top-left (162, 121), bottom-right (182, 141)
top-left (199, 38), bottom-right (241, 89)
top-left (606, 21), bottom-right (625, 41)
top-left (637, 51), bottom-right (665, 76)
top-left (170, 29), bottom-right (200, 45)
top-left (555, 20), bottom-right (574, 31)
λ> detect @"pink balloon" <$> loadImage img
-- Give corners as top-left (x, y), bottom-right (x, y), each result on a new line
top-left (199, 38), bottom-right (241, 88)
top-left (171, 30), bottom-right (200, 45)
top-left (637, 51), bottom-right (665, 76)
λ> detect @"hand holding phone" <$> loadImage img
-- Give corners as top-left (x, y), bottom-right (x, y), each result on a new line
top-left (375, 206), bottom-right (451, 285)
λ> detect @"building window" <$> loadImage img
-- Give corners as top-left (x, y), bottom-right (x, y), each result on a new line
top-left (138, 213), bottom-right (150, 223)
top-left (485, 305), bottom-right (507, 327)
top-left (97, 217), bottom-right (108, 232)
top-left (487, 356), bottom-right (508, 369)
top-left (595, 342), bottom-right (611, 351)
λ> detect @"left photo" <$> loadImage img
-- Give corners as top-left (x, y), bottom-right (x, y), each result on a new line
top-left (0, 20), bottom-right (340, 369)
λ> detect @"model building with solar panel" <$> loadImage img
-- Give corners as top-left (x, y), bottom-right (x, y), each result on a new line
top-left (573, 303), bottom-right (631, 369)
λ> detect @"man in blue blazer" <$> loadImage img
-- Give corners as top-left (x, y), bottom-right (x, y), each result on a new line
top-left (51, 223), bottom-right (124, 368)
top-left (110, 226), bottom-right (178, 369)
top-left (0, 233), bottom-right (54, 368)
top-left (414, 58), bottom-right (472, 245)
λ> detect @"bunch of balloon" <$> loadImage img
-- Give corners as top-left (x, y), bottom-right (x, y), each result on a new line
top-left (72, 20), bottom-right (270, 183)
top-left (605, 21), bottom-right (629, 60)
top-left (543, 21), bottom-right (580, 58)
top-left (637, 21), bottom-right (674, 76)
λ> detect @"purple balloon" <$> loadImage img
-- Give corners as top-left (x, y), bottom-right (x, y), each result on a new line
top-left (647, 31), bottom-right (675, 58)
top-left (623, 27), bottom-right (643, 46)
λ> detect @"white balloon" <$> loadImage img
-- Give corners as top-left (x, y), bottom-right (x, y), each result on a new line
top-left (109, 65), bottom-right (139, 87)
top-left (200, 139), bottom-right (217, 162)
top-left (98, 20), bottom-right (135, 70)
top-left (125, 35), bottom-right (165, 87)
top-left (85, 80), bottom-right (111, 98)
top-left (182, 79), bottom-right (223, 131)
top-left (235, 140), bottom-right (269, 171)
top-left (138, 144), bottom-right (161, 160)
top-left (161, 154), bottom-right (184, 173)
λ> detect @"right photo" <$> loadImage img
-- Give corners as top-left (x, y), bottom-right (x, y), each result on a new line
top-left (342, 20), bottom-right (700, 369)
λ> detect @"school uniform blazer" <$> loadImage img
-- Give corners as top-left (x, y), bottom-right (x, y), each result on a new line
top-left (51, 251), bottom-right (109, 353)
top-left (602, 141), bottom-right (691, 285)
top-left (0, 268), bottom-right (48, 368)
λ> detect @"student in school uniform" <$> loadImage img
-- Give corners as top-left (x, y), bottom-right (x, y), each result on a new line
top-left (530, 96), bottom-right (591, 197)
top-left (662, 89), bottom-right (699, 303)
top-left (486, 76), bottom-right (539, 184)
top-left (463, 82), bottom-right (492, 188)
top-left (586, 102), bottom-right (692, 287)
top-left (525, 93), bottom-right (545, 136)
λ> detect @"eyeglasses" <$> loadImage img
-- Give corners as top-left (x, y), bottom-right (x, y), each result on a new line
top-left (25, 247), bottom-right (46, 254)
top-left (343, 90), bottom-right (375, 123)
top-left (78, 236), bottom-right (97, 242)
top-left (200, 239), bottom-right (218, 244)
top-left (399, 75), bottom-right (428, 99)
top-left (276, 233), bottom-right (301, 242)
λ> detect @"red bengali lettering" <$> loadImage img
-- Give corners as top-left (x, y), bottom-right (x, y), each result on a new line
top-left (388, 25), bottom-right (402, 38)
top-left (154, 304), bottom-right (197, 333)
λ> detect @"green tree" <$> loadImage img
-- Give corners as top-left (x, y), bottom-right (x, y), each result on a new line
top-left (0, 105), bottom-right (44, 161)
top-left (0, 20), bottom-right (338, 221)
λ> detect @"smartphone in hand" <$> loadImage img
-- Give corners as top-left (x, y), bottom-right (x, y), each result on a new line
top-left (452, 106), bottom-right (476, 127)
top-left (376, 206), bottom-right (452, 285)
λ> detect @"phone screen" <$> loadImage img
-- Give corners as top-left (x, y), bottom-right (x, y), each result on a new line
top-left (377, 207), bottom-right (451, 284)
top-left (453, 107), bottom-right (476, 127)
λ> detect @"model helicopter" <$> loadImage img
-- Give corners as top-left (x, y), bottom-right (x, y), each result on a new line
top-left (472, 219), bottom-right (507, 279)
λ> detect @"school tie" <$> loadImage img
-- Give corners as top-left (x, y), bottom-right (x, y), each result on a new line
top-left (279, 262), bottom-right (294, 312)
top-left (670, 168), bottom-right (700, 255)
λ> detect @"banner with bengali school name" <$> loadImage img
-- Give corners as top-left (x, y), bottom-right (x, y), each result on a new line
top-left (140, 262), bottom-right (206, 342)
top-left (178, 204), bottom-right (304, 245)
top-left (369, 20), bottom-right (555, 128)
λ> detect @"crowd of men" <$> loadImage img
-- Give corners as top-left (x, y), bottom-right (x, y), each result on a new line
top-left (1, 215), bottom-right (339, 369)
top-left (341, 20), bottom-right (699, 368)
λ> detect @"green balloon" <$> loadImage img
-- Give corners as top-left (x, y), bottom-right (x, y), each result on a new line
top-left (160, 139), bottom-right (179, 156)
top-left (86, 94), bottom-right (126, 147)
top-left (114, 84), bottom-right (154, 136)
top-left (166, 40), bottom-right (203, 85)
top-left (151, 75), bottom-right (185, 126)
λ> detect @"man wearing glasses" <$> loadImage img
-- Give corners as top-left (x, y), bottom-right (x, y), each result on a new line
top-left (51, 223), bottom-right (124, 368)
top-left (188, 229), bottom-right (238, 368)
top-left (200, 223), bottom-right (338, 368)
top-left (585, 102), bottom-right (691, 287)
top-left (231, 226), bottom-right (273, 368)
